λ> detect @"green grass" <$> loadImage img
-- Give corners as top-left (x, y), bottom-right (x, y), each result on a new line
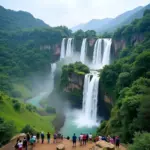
top-left (13, 83), bottom-right (32, 100)
top-left (0, 97), bottom-right (55, 134)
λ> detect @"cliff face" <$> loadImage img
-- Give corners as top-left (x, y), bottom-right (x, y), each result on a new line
top-left (112, 34), bottom-right (145, 57)
top-left (64, 73), bottom-right (84, 92)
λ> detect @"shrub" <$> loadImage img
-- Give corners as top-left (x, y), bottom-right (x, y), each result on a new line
top-left (26, 104), bottom-right (36, 112)
top-left (21, 124), bottom-right (36, 134)
top-left (46, 106), bottom-right (56, 114)
top-left (128, 132), bottom-right (150, 150)
top-left (13, 101), bottom-right (21, 111)
top-left (0, 118), bottom-right (16, 146)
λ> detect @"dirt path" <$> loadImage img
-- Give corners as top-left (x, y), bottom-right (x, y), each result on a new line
top-left (1, 139), bottom-right (127, 150)
top-left (33, 139), bottom-right (127, 150)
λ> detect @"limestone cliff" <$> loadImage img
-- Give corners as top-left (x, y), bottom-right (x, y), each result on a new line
top-left (112, 34), bottom-right (145, 57)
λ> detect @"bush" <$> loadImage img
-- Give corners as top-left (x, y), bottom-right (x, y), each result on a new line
top-left (128, 132), bottom-right (150, 150)
top-left (13, 101), bottom-right (21, 111)
top-left (46, 106), bottom-right (56, 114)
top-left (26, 104), bottom-right (36, 112)
top-left (21, 124), bottom-right (36, 134)
top-left (0, 118), bottom-right (16, 146)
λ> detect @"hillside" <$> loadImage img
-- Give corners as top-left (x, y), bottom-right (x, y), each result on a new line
top-left (71, 5), bottom-right (149, 33)
top-left (71, 18), bottom-right (112, 32)
top-left (97, 9), bottom-right (150, 146)
top-left (0, 5), bottom-right (49, 31)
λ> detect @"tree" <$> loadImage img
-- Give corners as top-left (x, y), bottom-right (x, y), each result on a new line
top-left (0, 118), bottom-right (16, 146)
top-left (128, 132), bottom-right (150, 150)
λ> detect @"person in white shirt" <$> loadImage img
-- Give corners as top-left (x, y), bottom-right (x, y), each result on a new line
top-left (17, 140), bottom-right (23, 150)
top-left (80, 133), bottom-right (83, 146)
top-left (89, 133), bottom-right (92, 141)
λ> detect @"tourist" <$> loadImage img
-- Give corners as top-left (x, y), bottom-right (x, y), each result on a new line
top-left (14, 138), bottom-right (20, 149)
top-left (113, 136), bottom-right (116, 144)
top-left (33, 134), bottom-right (36, 143)
top-left (41, 132), bottom-right (45, 144)
top-left (83, 134), bottom-right (87, 145)
top-left (47, 132), bottom-right (51, 143)
top-left (36, 132), bottom-right (40, 143)
top-left (66, 136), bottom-right (70, 140)
top-left (109, 137), bottom-right (114, 144)
top-left (107, 135), bottom-right (111, 142)
top-left (99, 135), bottom-right (102, 141)
top-left (80, 133), bottom-right (83, 146)
top-left (17, 140), bottom-right (23, 150)
top-left (23, 137), bottom-right (27, 150)
top-left (26, 133), bottom-right (30, 143)
top-left (86, 134), bottom-right (89, 142)
top-left (89, 133), bottom-right (92, 141)
top-left (72, 133), bottom-right (77, 147)
top-left (115, 136), bottom-right (120, 148)
top-left (53, 133), bottom-right (57, 143)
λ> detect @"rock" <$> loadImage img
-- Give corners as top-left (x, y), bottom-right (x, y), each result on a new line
top-left (56, 144), bottom-right (65, 150)
top-left (11, 133), bottom-right (26, 141)
top-left (96, 140), bottom-right (115, 150)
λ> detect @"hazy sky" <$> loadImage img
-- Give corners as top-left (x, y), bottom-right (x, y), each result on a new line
top-left (0, 0), bottom-right (150, 28)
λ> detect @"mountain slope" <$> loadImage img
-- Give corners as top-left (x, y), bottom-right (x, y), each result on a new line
top-left (71, 5), bottom-right (145, 32)
top-left (71, 18), bottom-right (112, 32)
top-left (0, 5), bottom-right (49, 31)
top-left (98, 6), bottom-right (143, 33)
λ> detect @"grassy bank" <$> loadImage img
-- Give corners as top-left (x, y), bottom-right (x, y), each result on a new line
top-left (0, 94), bottom-right (55, 133)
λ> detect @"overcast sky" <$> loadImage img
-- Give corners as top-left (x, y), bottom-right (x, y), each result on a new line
top-left (0, 0), bottom-right (150, 28)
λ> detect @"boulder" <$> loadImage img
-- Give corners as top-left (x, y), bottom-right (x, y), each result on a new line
top-left (96, 140), bottom-right (115, 150)
top-left (11, 133), bottom-right (26, 141)
top-left (56, 144), bottom-right (65, 150)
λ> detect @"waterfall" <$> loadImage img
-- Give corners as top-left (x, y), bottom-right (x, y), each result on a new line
top-left (60, 38), bottom-right (66, 59)
top-left (66, 38), bottom-right (73, 57)
top-left (82, 71), bottom-right (99, 125)
top-left (102, 38), bottom-right (112, 66)
top-left (80, 38), bottom-right (87, 63)
top-left (50, 63), bottom-right (56, 93)
top-left (92, 39), bottom-right (102, 66)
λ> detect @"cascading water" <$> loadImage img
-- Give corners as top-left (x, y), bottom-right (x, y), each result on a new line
top-left (80, 71), bottom-right (100, 126)
top-left (66, 38), bottom-right (73, 57)
top-left (102, 38), bottom-right (112, 66)
top-left (60, 38), bottom-right (66, 59)
top-left (50, 63), bottom-right (56, 93)
top-left (92, 39), bottom-right (102, 67)
top-left (80, 38), bottom-right (87, 63)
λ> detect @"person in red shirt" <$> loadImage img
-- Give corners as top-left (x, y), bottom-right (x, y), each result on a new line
top-left (83, 134), bottom-right (87, 145)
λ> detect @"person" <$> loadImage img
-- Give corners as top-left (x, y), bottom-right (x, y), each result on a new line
top-left (109, 137), bottom-right (114, 144)
top-left (33, 135), bottom-right (36, 143)
top-left (66, 136), bottom-right (70, 140)
top-left (89, 133), bottom-right (92, 141)
top-left (26, 133), bottom-right (30, 143)
top-left (41, 132), bottom-right (45, 144)
top-left (17, 140), bottom-right (23, 150)
top-left (83, 134), bottom-right (87, 145)
top-left (36, 132), bottom-right (40, 143)
top-left (72, 133), bottom-right (77, 147)
top-left (14, 138), bottom-right (20, 149)
top-left (99, 135), bottom-right (102, 141)
top-left (86, 134), bottom-right (89, 142)
top-left (53, 133), bottom-right (57, 143)
top-left (23, 137), bottom-right (27, 150)
top-left (115, 136), bottom-right (120, 148)
top-left (47, 132), bottom-right (51, 143)
top-left (79, 133), bottom-right (83, 146)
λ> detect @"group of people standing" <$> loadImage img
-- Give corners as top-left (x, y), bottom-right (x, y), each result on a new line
top-left (94, 135), bottom-right (120, 148)
top-left (72, 133), bottom-right (93, 147)
top-left (14, 132), bottom-right (62, 150)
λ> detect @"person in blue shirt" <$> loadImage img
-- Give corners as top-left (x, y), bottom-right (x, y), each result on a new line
top-left (72, 133), bottom-right (77, 147)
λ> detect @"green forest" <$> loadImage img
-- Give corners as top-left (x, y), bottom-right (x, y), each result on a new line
top-left (0, 3), bottom-right (150, 149)
top-left (97, 9), bottom-right (150, 148)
